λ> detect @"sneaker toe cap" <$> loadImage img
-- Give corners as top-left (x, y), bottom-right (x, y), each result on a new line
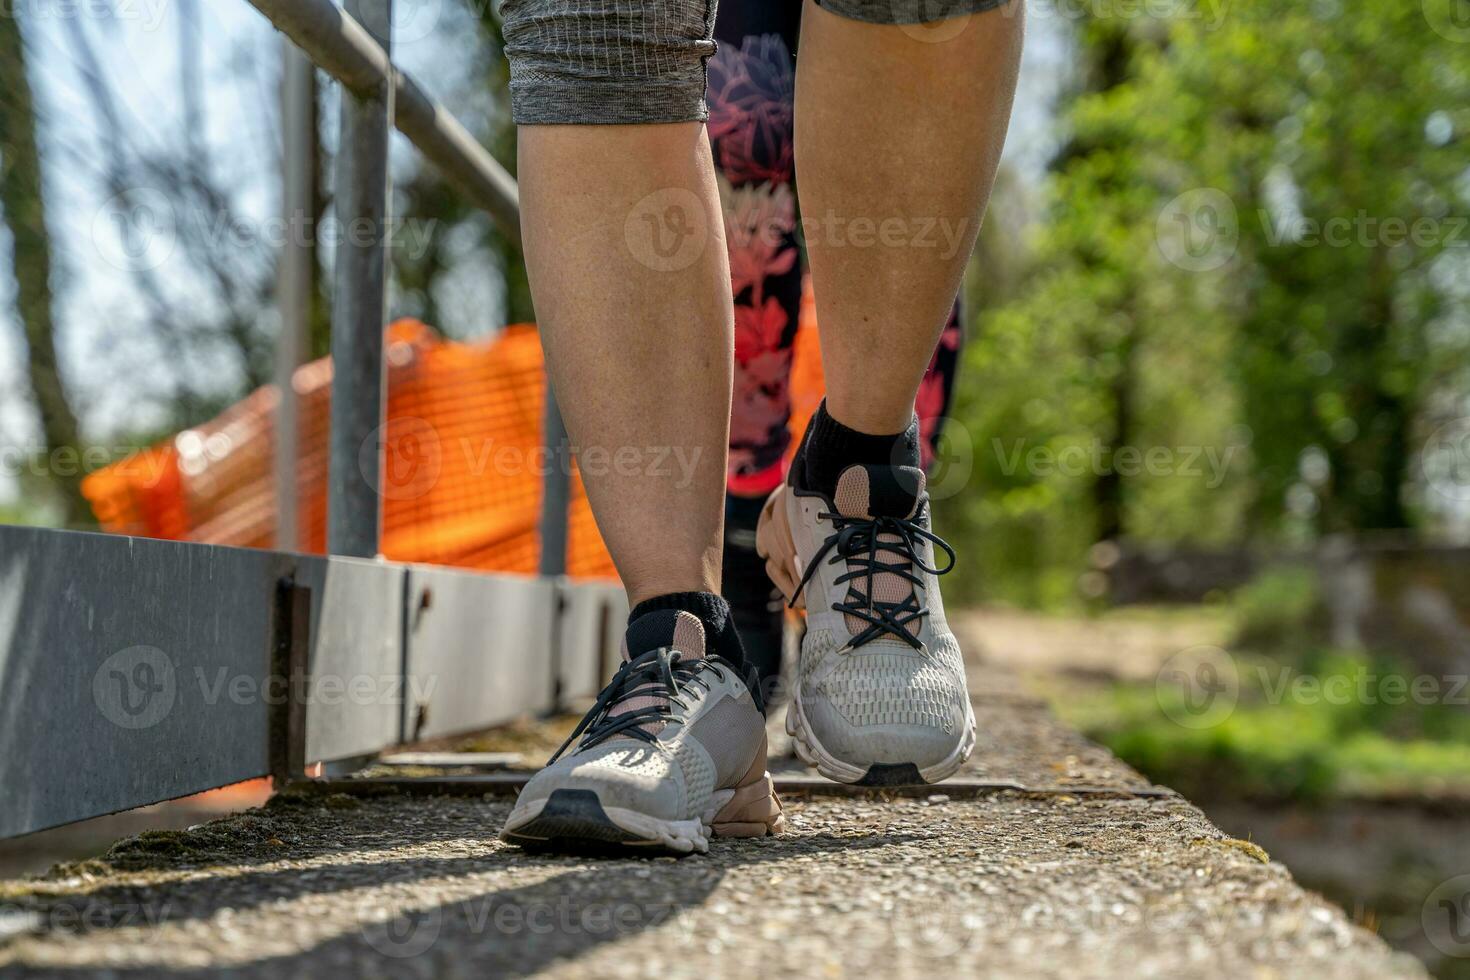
top-left (803, 694), bottom-right (966, 768)
top-left (802, 649), bottom-right (969, 768)
top-left (514, 742), bottom-right (687, 821)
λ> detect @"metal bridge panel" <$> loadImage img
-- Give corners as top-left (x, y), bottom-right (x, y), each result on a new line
top-left (555, 579), bottom-right (626, 704)
top-left (402, 567), bottom-right (555, 742)
top-left (296, 556), bottom-right (406, 763)
top-left (0, 527), bottom-right (292, 838)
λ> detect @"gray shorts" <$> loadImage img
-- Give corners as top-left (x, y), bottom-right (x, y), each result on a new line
top-left (502, 0), bottom-right (1010, 125)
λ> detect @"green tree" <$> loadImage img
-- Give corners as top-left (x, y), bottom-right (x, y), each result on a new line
top-left (946, 14), bottom-right (1247, 605)
top-left (1135, 0), bottom-right (1470, 533)
top-left (946, 0), bottom-right (1470, 606)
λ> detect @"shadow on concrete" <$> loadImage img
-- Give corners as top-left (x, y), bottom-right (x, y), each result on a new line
top-left (7, 814), bottom-right (919, 977)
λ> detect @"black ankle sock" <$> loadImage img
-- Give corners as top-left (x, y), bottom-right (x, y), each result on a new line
top-left (721, 498), bottom-right (785, 697)
top-left (628, 591), bottom-right (746, 666)
top-left (627, 590), bottom-right (762, 711)
top-left (800, 401), bottom-right (920, 498)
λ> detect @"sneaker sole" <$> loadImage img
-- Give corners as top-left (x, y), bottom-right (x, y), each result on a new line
top-left (500, 772), bottom-right (786, 856)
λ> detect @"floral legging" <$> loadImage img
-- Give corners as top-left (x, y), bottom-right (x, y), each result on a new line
top-left (710, 1), bottom-right (964, 499)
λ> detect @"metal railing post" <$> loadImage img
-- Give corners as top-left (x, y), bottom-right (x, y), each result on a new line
top-left (539, 382), bottom-right (571, 711)
top-left (326, 0), bottom-right (392, 558)
top-left (538, 386), bottom-right (570, 578)
top-left (274, 40), bottom-right (314, 552)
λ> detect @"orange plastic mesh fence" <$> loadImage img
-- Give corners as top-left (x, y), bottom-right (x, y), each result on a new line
top-left (82, 320), bottom-right (613, 579)
top-left (82, 304), bottom-right (826, 580)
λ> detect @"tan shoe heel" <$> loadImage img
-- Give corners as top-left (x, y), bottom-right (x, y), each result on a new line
top-left (712, 770), bottom-right (786, 838)
top-left (755, 484), bottom-right (802, 608)
top-left (711, 733), bottom-right (787, 838)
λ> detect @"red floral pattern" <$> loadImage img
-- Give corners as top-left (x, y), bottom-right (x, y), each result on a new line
top-left (710, 26), bottom-right (964, 492)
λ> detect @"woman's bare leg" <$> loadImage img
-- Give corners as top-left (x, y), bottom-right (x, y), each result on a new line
top-left (796, 0), bottom-right (1024, 435)
top-left (750, 1), bottom-right (1026, 786)
top-left (518, 123), bottom-right (733, 606)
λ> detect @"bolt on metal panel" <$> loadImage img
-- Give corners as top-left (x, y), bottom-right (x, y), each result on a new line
top-left (402, 566), bottom-right (557, 742)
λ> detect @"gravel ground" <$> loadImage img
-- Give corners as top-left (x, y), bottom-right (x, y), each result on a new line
top-left (0, 648), bottom-right (1425, 978)
top-left (0, 791), bottom-right (1421, 978)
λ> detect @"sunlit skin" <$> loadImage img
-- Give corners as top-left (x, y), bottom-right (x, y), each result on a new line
top-left (517, 2), bottom-right (1025, 606)
top-left (798, 0), bottom-right (1024, 435)
top-left (518, 123), bottom-right (733, 605)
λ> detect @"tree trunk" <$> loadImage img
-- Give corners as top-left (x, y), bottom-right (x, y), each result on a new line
top-left (0, 14), bottom-right (88, 526)
top-left (1093, 326), bottom-right (1136, 543)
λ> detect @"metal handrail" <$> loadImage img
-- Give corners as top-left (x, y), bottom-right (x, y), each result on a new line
top-left (248, 0), bottom-right (521, 243)
top-left (247, 0), bottom-right (570, 571)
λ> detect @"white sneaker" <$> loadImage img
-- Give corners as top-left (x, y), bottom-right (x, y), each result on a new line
top-left (500, 610), bottom-right (786, 854)
top-left (757, 462), bottom-right (975, 785)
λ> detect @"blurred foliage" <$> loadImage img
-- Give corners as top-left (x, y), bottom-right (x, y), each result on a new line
top-left (1054, 569), bottom-right (1470, 803)
top-left (4, 5), bottom-right (300, 524)
top-left (393, 5), bottom-right (532, 332)
top-left (6, 0), bottom-right (1468, 563)
top-left (1228, 564), bottom-right (1323, 653)
top-left (0, 501), bottom-right (49, 528)
top-left (0, 10), bottom-right (87, 525)
top-left (1072, 648), bottom-right (1470, 803)
top-left (940, 0), bottom-right (1470, 607)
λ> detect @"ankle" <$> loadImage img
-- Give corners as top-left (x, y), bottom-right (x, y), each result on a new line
top-left (800, 400), bottom-right (920, 497)
top-left (822, 393), bottom-right (916, 438)
top-left (628, 590), bottom-right (748, 670)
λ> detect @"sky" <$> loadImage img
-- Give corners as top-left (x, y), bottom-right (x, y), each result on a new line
top-left (0, 0), bottom-right (1070, 505)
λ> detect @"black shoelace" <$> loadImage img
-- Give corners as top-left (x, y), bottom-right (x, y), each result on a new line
top-left (548, 647), bottom-right (729, 764)
top-left (789, 507), bottom-right (956, 650)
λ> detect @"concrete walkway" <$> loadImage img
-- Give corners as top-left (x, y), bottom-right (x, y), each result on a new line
top-left (0, 649), bottom-right (1427, 977)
